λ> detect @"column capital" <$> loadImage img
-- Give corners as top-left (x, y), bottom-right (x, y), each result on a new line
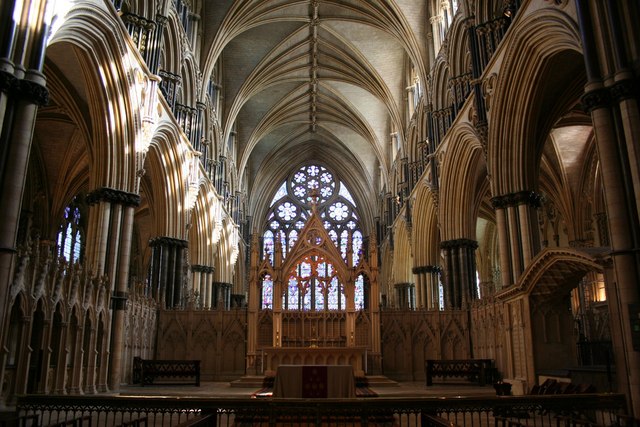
top-left (0, 70), bottom-right (49, 105)
top-left (440, 238), bottom-right (478, 250)
top-left (412, 265), bottom-right (442, 274)
top-left (86, 187), bottom-right (141, 207)
top-left (491, 190), bottom-right (542, 209)
top-left (18, 78), bottom-right (49, 106)
top-left (149, 236), bottom-right (188, 248)
top-left (610, 79), bottom-right (637, 102)
top-left (581, 87), bottom-right (610, 112)
top-left (0, 70), bottom-right (18, 94)
top-left (192, 264), bottom-right (215, 274)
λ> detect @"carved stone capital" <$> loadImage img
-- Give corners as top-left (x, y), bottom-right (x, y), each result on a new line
top-left (191, 264), bottom-right (215, 274)
top-left (18, 79), bottom-right (49, 106)
top-left (491, 190), bottom-right (542, 209)
top-left (0, 70), bottom-right (18, 94)
top-left (149, 236), bottom-right (189, 248)
top-left (610, 79), bottom-right (637, 102)
top-left (440, 238), bottom-right (479, 250)
top-left (86, 187), bottom-right (141, 207)
top-left (581, 88), bottom-right (610, 112)
top-left (412, 265), bottom-right (442, 274)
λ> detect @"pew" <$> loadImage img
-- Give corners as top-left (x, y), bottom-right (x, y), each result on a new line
top-left (134, 357), bottom-right (200, 386)
top-left (425, 359), bottom-right (494, 386)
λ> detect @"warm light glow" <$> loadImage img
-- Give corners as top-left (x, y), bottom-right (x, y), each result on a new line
top-left (593, 275), bottom-right (607, 302)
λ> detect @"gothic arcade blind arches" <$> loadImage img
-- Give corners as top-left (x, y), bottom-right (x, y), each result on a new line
top-left (261, 164), bottom-right (365, 311)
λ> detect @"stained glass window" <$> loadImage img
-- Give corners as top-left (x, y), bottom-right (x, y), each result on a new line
top-left (262, 275), bottom-right (273, 309)
top-left (354, 275), bottom-right (365, 310)
top-left (57, 196), bottom-right (84, 263)
top-left (262, 164), bottom-right (364, 311)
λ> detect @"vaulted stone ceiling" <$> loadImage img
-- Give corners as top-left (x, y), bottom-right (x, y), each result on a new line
top-left (201, 0), bottom-right (430, 222)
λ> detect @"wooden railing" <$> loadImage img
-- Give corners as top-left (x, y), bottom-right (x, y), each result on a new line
top-left (15, 393), bottom-right (628, 427)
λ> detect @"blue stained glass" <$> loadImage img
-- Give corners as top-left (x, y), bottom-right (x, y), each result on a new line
top-left (294, 185), bottom-right (306, 198)
top-left (300, 261), bottom-right (312, 279)
top-left (352, 230), bottom-right (363, 264)
top-left (339, 181), bottom-right (356, 206)
top-left (278, 202), bottom-right (297, 220)
top-left (302, 281), bottom-right (311, 310)
top-left (327, 277), bottom-right (339, 310)
top-left (315, 280), bottom-right (324, 310)
top-left (340, 230), bottom-right (349, 259)
top-left (263, 231), bottom-right (274, 261)
top-left (294, 171), bottom-right (306, 182)
top-left (287, 276), bottom-right (299, 309)
top-left (329, 230), bottom-right (338, 245)
top-left (329, 202), bottom-right (349, 221)
top-left (270, 182), bottom-right (287, 206)
top-left (262, 164), bottom-right (364, 313)
top-left (354, 275), bottom-right (365, 310)
top-left (262, 275), bottom-right (273, 309)
top-left (288, 230), bottom-right (298, 252)
top-left (279, 232), bottom-right (287, 257)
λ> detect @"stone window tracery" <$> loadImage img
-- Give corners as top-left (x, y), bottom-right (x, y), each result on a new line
top-left (260, 164), bottom-right (364, 311)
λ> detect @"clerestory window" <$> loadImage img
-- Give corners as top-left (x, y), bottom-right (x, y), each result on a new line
top-left (56, 196), bottom-right (84, 263)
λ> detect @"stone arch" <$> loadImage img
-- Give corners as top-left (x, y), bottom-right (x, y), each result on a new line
top-left (48, 4), bottom-right (142, 191)
top-left (438, 123), bottom-right (487, 240)
top-left (412, 181), bottom-right (440, 267)
top-left (392, 218), bottom-right (413, 285)
top-left (144, 124), bottom-right (192, 236)
top-left (488, 9), bottom-right (583, 196)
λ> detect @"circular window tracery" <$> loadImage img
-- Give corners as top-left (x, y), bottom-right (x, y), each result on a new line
top-left (261, 164), bottom-right (366, 311)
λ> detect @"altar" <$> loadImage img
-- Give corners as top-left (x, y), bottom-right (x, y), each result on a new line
top-left (273, 365), bottom-right (356, 398)
top-left (263, 346), bottom-right (366, 375)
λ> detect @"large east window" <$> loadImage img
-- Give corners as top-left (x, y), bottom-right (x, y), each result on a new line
top-left (261, 164), bottom-right (365, 310)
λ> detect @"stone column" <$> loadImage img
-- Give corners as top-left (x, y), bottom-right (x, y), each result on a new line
top-left (440, 239), bottom-right (478, 308)
top-left (68, 320), bottom-right (84, 394)
top-left (83, 324), bottom-right (97, 394)
top-left (12, 315), bottom-right (31, 397)
top-left (85, 189), bottom-right (140, 391)
top-left (576, 0), bottom-right (640, 414)
top-left (53, 321), bottom-right (68, 394)
top-left (191, 265), bottom-right (214, 309)
top-left (0, 0), bottom-right (51, 374)
top-left (148, 237), bottom-right (188, 309)
top-left (491, 191), bottom-right (542, 286)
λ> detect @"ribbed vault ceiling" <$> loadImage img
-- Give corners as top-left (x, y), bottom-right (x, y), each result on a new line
top-left (202, 0), bottom-right (429, 222)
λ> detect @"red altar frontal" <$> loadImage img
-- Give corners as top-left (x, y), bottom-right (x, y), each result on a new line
top-left (262, 346), bottom-right (366, 375)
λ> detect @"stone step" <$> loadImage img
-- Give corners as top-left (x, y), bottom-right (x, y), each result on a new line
top-left (364, 375), bottom-right (400, 387)
top-left (230, 375), bottom-right (267, 388)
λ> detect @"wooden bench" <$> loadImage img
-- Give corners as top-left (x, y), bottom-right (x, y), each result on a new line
top-left (425, 359), bottom-right (493, 386)
top-left (134, 357), bottom-right (200, 386)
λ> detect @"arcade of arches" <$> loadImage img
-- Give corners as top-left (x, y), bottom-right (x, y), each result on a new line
top-left (0, 0), bottom-right (639, 417)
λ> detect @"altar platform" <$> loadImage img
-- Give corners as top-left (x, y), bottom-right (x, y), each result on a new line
top-left (261, 346), bottom-right (367, 374)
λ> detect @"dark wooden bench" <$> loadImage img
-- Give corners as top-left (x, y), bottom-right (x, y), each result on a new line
top-left (134, 357), bottom-right (200, 386)
top-left (425, 359), bottom-right (493, 386)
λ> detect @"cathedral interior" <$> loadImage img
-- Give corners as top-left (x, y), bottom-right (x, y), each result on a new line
top-left (0, 0), bottom-right (639, 419)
